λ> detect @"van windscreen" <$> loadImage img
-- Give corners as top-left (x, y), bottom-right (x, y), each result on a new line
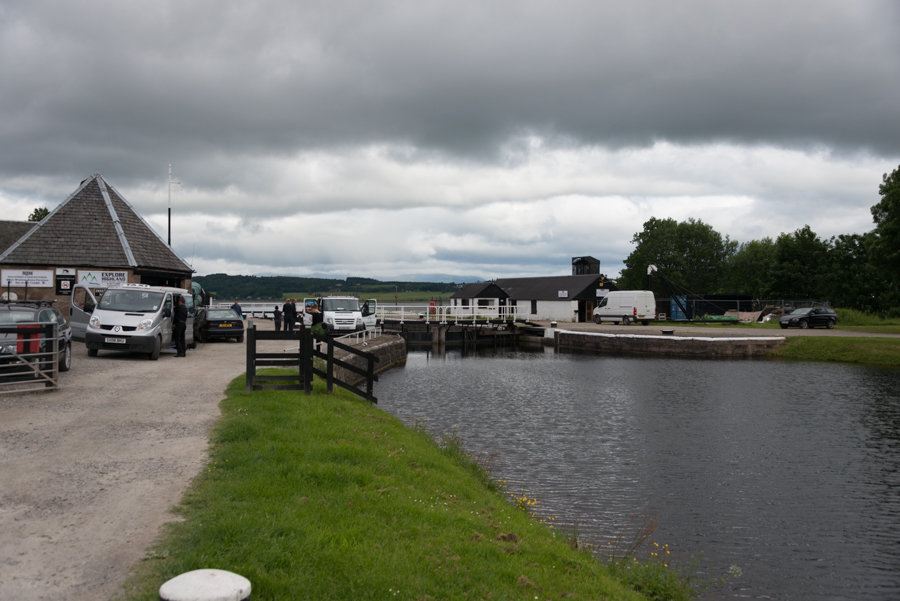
top-left (322, 298), bottom-right (360, 312)
top-left (98, 290), bottom-right (164, 312)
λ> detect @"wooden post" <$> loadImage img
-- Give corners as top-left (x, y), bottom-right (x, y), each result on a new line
top-left (302, 328), bottom-right (312, 395)
top-left (245, 322), bottom-right (255, 393)
top-left (326, 340), bottom-right (334, 394)
top-left (366, 355), bottom-right (375, 401)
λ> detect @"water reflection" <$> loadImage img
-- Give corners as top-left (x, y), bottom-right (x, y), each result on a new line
top-left (377, 347), bottom-right (900, 600)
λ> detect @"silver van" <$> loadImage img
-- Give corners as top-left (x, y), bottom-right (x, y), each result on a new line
top-left (71, 283), bottom-right (195, 360)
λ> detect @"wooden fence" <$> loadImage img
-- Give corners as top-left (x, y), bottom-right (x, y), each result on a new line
top-left (245, 322), bottom-right (379, 402)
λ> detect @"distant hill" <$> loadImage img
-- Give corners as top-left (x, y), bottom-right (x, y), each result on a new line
top-left (194, 273), bottom-right (464, 300)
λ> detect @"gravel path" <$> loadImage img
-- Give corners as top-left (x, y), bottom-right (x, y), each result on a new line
top-left (0, 319), bottom-right (283, 601)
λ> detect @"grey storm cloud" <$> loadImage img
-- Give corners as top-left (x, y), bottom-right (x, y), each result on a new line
top-left (2, 0), bottom-right (899, 190)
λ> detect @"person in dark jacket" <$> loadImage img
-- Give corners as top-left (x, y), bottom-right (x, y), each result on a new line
top-left (282, 299), bottom-right (296, 331)
top-left (273, 305), bottom-right (282, 331)
top-left (231, 300), bottom-right (243, 319)
top-left (174, 296), bottom-right (188, 357)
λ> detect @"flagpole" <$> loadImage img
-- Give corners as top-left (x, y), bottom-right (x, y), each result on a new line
top-left (168, 165), bottom-right (182, 246)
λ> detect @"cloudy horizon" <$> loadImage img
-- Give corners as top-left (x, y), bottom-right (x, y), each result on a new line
top-left (2, 1), bottom-right (898, 281)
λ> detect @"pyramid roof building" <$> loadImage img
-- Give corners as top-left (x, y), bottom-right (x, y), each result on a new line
top-left (0, 173), bottom-right (192, 276)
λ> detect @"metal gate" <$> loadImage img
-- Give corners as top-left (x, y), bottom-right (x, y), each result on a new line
top-left (0, 323), bottom-right (59, 394)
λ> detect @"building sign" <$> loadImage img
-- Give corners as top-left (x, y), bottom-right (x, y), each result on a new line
top-left (596, 288), bottom-right (609, 297)
top-left (1, 269), bottom-right (53, 287)
top-left (558, 290), bottom-right (569, 298)
top-left (56, 267), bottom-right (77, 296)
top-left (78, 270), bottom-right (128, 287)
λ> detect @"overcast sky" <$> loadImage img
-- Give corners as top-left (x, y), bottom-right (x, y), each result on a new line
top-left (2, 0), bottom-right (899, 281)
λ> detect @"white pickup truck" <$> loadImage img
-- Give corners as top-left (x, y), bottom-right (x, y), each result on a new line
top-left (301, 296), bottom-right (378, 335)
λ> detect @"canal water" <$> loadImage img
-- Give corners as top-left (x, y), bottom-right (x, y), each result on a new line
top-left (376, 346), bottom-right (900, 600)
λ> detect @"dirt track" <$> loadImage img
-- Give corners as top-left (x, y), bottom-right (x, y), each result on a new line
top-left (0, 319), bottom-right (283, 601)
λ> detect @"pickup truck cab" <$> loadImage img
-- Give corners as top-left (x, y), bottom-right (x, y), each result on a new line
top-left (71, 283), bottom-right (195, 360)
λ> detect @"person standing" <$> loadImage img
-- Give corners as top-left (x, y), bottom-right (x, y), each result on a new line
top-left (174, 296), bottom-right (188, 357)
top-left (282, 298), bottom-right (295, 331)
top-left (273, 305), bottom-right (282, 331)
top-left (231, 300), bottom-right (243, 319)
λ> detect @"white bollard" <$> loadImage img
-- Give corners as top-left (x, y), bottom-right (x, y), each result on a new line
top-left (159, 569), bottom-right (251, 601)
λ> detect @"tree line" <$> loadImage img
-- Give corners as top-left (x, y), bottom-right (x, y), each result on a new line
top-left (617, 164), bottom-right (900, 316)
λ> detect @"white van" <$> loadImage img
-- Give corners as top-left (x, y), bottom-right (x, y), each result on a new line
top-left (592, 290), bottom-right (656, 325)
top-left (71, 283), bottom-right (195, 360)
top-left (300, 296), bottom-right (378, 334)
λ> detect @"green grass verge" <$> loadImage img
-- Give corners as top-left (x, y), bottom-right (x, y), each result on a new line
top-left (771, 336), bottom-right (900, 367)
top-left (120, 372), bottom-right (656, 601)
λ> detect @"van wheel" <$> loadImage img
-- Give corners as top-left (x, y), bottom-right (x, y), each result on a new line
top-left (149, 336), bottom-right (161, 360)
top-left (622, 316), bottom-right (631, 326)
top-left (593, 315), bottom-right (602, 324)
top-left (88, 348), bottom-right (98, 357)
top-left (59, 341), bottom-right (72, 372)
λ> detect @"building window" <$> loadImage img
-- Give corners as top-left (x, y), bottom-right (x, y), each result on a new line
top-left (531, 300), bottom-right (537, 315)
top-left (462, 298), bottom-right (469, 307)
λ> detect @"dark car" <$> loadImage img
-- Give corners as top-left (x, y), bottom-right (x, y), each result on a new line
top-left (779, 307), bottom-right (838, 329)
top-left (194, 308), bottom-right (245, 343)
top-left (0, 301), bottom-right (73, 372)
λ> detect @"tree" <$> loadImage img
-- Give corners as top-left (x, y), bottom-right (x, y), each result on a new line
top-left (619, 217), bottom-right (737, 294)
top-left (28, 207), bottom-right (49, 222)
top-left (722, 238), bottom-right (776, 298)
top-left (767, 226), bottom-right (831, 300)
top-left (826, 232), bottom-right (886, 312)
top-left (869, 164), bottom-right (900, 278)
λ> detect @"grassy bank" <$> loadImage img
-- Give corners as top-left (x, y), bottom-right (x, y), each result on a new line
top-left (770, 336), bottom-right (900, 367)
top-left (122, 374), bottom-right (659, 601)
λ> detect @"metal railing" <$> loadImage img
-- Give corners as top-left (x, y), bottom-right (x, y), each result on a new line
top-left (335, 328), bottom-right (383, 346)
top-left (0, 322), bottom-right (59, 394)
top-left (376, 304), bottom-right (528, 324)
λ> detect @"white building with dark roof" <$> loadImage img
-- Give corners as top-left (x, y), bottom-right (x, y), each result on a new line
top-left (0, 174), bottom-right (194, 319)
top-left (450, 260), bottom-right (619, 322)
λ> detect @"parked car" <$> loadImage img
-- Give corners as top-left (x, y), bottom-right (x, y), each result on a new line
top-left (194, 308), bottom-right (245, 343)
top-left (0, 301), bottom-right (72, 372)
top-left (779, 307), bottom-right (837, 329)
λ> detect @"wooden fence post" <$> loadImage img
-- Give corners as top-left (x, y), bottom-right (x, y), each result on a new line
top-left (302, 328), bottom-right (312, 395)
top-left (245, 322), bottom-right (255, 393)
top-left (326, 340), bottom-right (334, 394)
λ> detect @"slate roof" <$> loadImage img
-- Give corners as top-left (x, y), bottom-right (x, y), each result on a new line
top-left (495, 274), bottom-right (614, 301)
top-left (0, 174), bottom-right (193, 274)
top-left (450, 282), bottom-right (509, 299)
top-left (0, 220), bottom-right (36, 255)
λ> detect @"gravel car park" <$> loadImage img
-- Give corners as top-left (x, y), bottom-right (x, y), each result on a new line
top-left (779, 307), bottom-right (838, 329)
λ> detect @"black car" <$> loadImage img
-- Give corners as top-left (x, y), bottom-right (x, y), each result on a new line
top-left (779, 307), bottom-right (838, 329)
top-left (0, 301), bottom-right (73, 372)
top-left (194, 308), bottom-right (245, 343)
